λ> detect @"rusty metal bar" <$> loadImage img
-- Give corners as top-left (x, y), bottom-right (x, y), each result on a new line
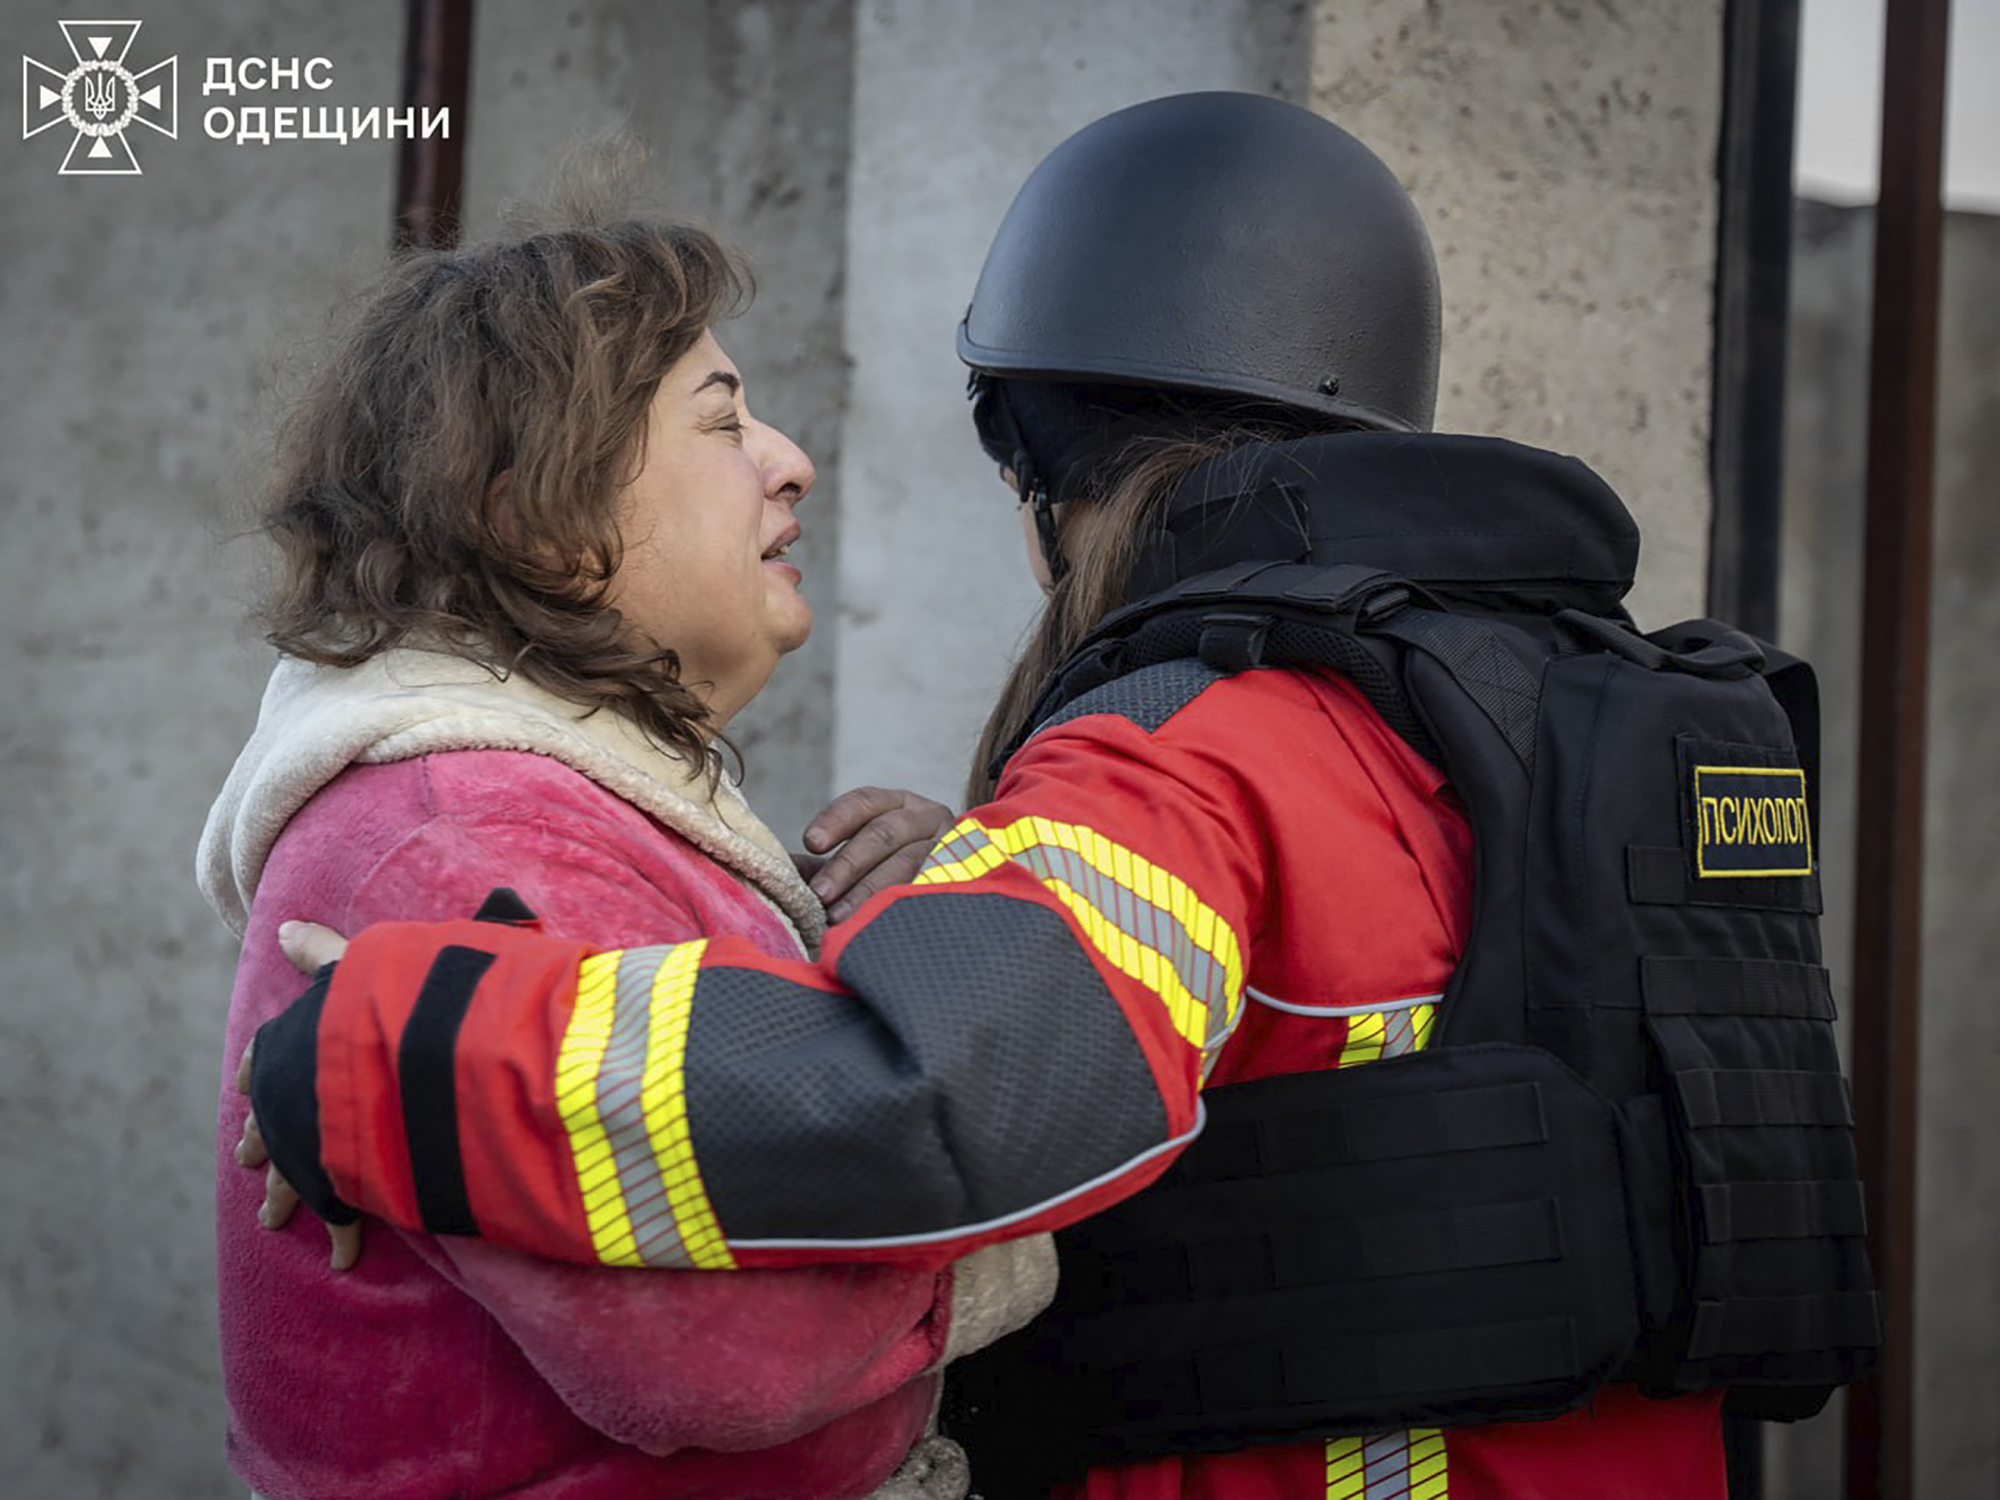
top-left (392, 0), bottom-right (474, 251)
top-left (1844, 2), bottom-right (1952, 1498)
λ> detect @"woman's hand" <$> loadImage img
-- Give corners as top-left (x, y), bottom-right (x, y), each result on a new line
top-left (796, 786), bottom-right (957, 923)
top-left (232, 920), bottom-right (362, 1270)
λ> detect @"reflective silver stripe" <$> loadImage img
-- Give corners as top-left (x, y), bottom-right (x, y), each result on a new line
top-left (1248, 986), bottom-right (1444, 1018)
top-left (1201, 991), bottom-right (1244, 1080)
top-left (596, 948), bottom-right (695, 1269)
top-left (1007, 840), bottom-right (1232, 1036)
top-left (928, 826), bottom-right (990, 868)
top-left (920, 818), bottom-right (1240, 1051)
top-left (731, 1100), bottom-right (1210, 1251)
top-left (1379, 1005), bottom-right (1422, 1057)
top-left (1364, 1432), bottom-right (1411, 1497)
top-left (1327, 1428), bottom-right (1448, 1500)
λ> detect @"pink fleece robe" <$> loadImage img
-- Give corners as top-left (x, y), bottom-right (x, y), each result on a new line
top-left (215, 749), bottom-right (953, 1498)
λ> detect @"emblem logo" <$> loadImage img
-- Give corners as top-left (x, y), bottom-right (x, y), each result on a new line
top-left (1691, 764), bottom-right (1813, 879)
top-left (22, 19), bottom-right (176, 175)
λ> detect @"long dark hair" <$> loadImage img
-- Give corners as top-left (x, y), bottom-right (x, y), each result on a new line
top-left (965, 386), bottom-right (1351, 803)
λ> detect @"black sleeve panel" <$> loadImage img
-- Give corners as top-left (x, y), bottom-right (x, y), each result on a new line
top-left (1031, 658), bottom-right (1223, 742)
top-left (249, 964), bottom-right (359, 1227)
top-left (687, 893), bottom-right (1170, 1244)
top-left (397, 944), bottom-right (495, 1236)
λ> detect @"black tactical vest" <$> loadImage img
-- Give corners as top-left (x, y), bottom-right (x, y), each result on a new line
top-left (943, 434), bottom-right (1878, 1494)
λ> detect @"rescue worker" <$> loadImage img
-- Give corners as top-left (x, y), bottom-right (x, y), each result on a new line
top-left (243, 92), bottom-right (1872, 1497)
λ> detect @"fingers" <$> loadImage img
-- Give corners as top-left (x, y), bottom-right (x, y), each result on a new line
top-left (801, 787), bottom-right (956, 923)
top-left (242, 1124), bottom-right (364, 1270)
top-left (232, 1042), bottom-right (271, 1172)
top-left (822, 841), bottom-right (930, 924)
top-left (259, 1165), bottom-right (301, 1231)
top-left (235, 1107), bottom-right (269, 1169)
top-left (328, 1221), bottom-right (362, 1272)
top-left (236, 975), bottom-right (363, 1271)
top-left (278, 920), bottom-right (350, 974)
top-left (802, 785), bottom-right (909, 854)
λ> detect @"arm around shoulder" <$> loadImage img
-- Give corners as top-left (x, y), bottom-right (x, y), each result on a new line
top-left (261, 720), bottom-right (1271, 1268)
top-left (338, 774), bottom-right (955, 1451)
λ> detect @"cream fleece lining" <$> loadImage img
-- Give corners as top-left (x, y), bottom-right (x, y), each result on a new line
top-left (197, 647), bottom-right (825, 952)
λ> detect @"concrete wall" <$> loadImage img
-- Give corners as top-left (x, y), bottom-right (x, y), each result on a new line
top-left (1312, 0), bottom-right (1722, 629)
top-left (836, 0), bottom-right (1726, 808)
top-left (0, 3), bottom-right (403, 1493)
top-left (0, 2), bottom-right (1781, 1496)
top-left (1773, 199), bottom-right (2000, 1500)
top-left (831, 0), bottom-right (1314, 806)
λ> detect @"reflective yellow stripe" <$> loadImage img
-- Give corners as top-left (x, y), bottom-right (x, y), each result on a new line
top-left (1318, 1018), bottom-right (1449, 1493)
top-left (1410, 1429), bottom-right (1449, 1500)
top-left (639, 941), bottom-right (735, 1269)
top-left (911, 836), bottom-right (1006, 884)
top-left (1326, 1429), bottom-right (1448, 1499)
top-left (555, 951), bottom-right (642, 1266)
top-left (916, 814), bottom-right (1244, 1052)
top-left (555, 946), bottom-right (737, 1270)
top-left (1332, 1001), bottom-right (1438, 1069)
top-left (1340, 1009), bottom-right (1387, 1066)
top-left (1327, 1435), bottom-right (1362, 1499)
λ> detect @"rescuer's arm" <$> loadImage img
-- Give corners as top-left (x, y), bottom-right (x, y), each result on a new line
top-left (248, 696), bottom-right (1268, 1271)
top-left (240, 795), bottom-right (978, 1452)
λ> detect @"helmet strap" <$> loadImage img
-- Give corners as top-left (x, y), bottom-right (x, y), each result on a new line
top-left (1015, 448), bottom-right (1067, 586)
top-left (972, 372), bottom-right (1070, 585)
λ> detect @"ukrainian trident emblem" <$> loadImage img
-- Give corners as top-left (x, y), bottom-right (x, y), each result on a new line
top-left (22, 20), bottom-right (177, 175)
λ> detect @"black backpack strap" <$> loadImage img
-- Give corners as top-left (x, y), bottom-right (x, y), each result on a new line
top-left (1369, 609), bottom-right (1543, 775)
top-left (1003, 564), bottom-right (1420, 777)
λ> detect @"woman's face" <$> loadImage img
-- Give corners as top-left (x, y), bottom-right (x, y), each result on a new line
top-left (608, 331), bottom-right (815, 726)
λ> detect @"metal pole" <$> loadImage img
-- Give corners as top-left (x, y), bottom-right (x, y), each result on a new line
top-left (1844, 3), bottom-right (1951, 1498)
top-left (392, 0), bottom-right (474, 251)
top-left (1709, 0), bottom-right (1800, 649)
top-left (1708, 9), bottom-right (1803, 1493)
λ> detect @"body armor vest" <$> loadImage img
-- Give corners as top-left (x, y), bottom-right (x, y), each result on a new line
top-left (943, 435), bottom-right (1878, 1493)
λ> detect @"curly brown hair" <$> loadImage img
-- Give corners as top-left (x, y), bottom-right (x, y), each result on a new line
top-left (257, 214), bottom-right (751, 774)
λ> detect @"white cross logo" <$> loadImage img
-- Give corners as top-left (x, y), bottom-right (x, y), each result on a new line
top-left (22, 19), bottom-right (177, 176)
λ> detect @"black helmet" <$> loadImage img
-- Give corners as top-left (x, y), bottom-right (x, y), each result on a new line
top-left (958, 91), bottom-right (1441, 435)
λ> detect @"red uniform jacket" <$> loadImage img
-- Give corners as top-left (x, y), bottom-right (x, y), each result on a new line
top-left (274, 666), bottom-right (1725, 1498)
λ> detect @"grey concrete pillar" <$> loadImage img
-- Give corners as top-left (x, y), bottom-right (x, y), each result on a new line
top-left (831, 0), bottom-right (1313, 808)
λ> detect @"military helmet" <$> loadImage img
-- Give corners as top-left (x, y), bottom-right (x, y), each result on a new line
top-left (958, 91), bottom-right (1441, 435)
